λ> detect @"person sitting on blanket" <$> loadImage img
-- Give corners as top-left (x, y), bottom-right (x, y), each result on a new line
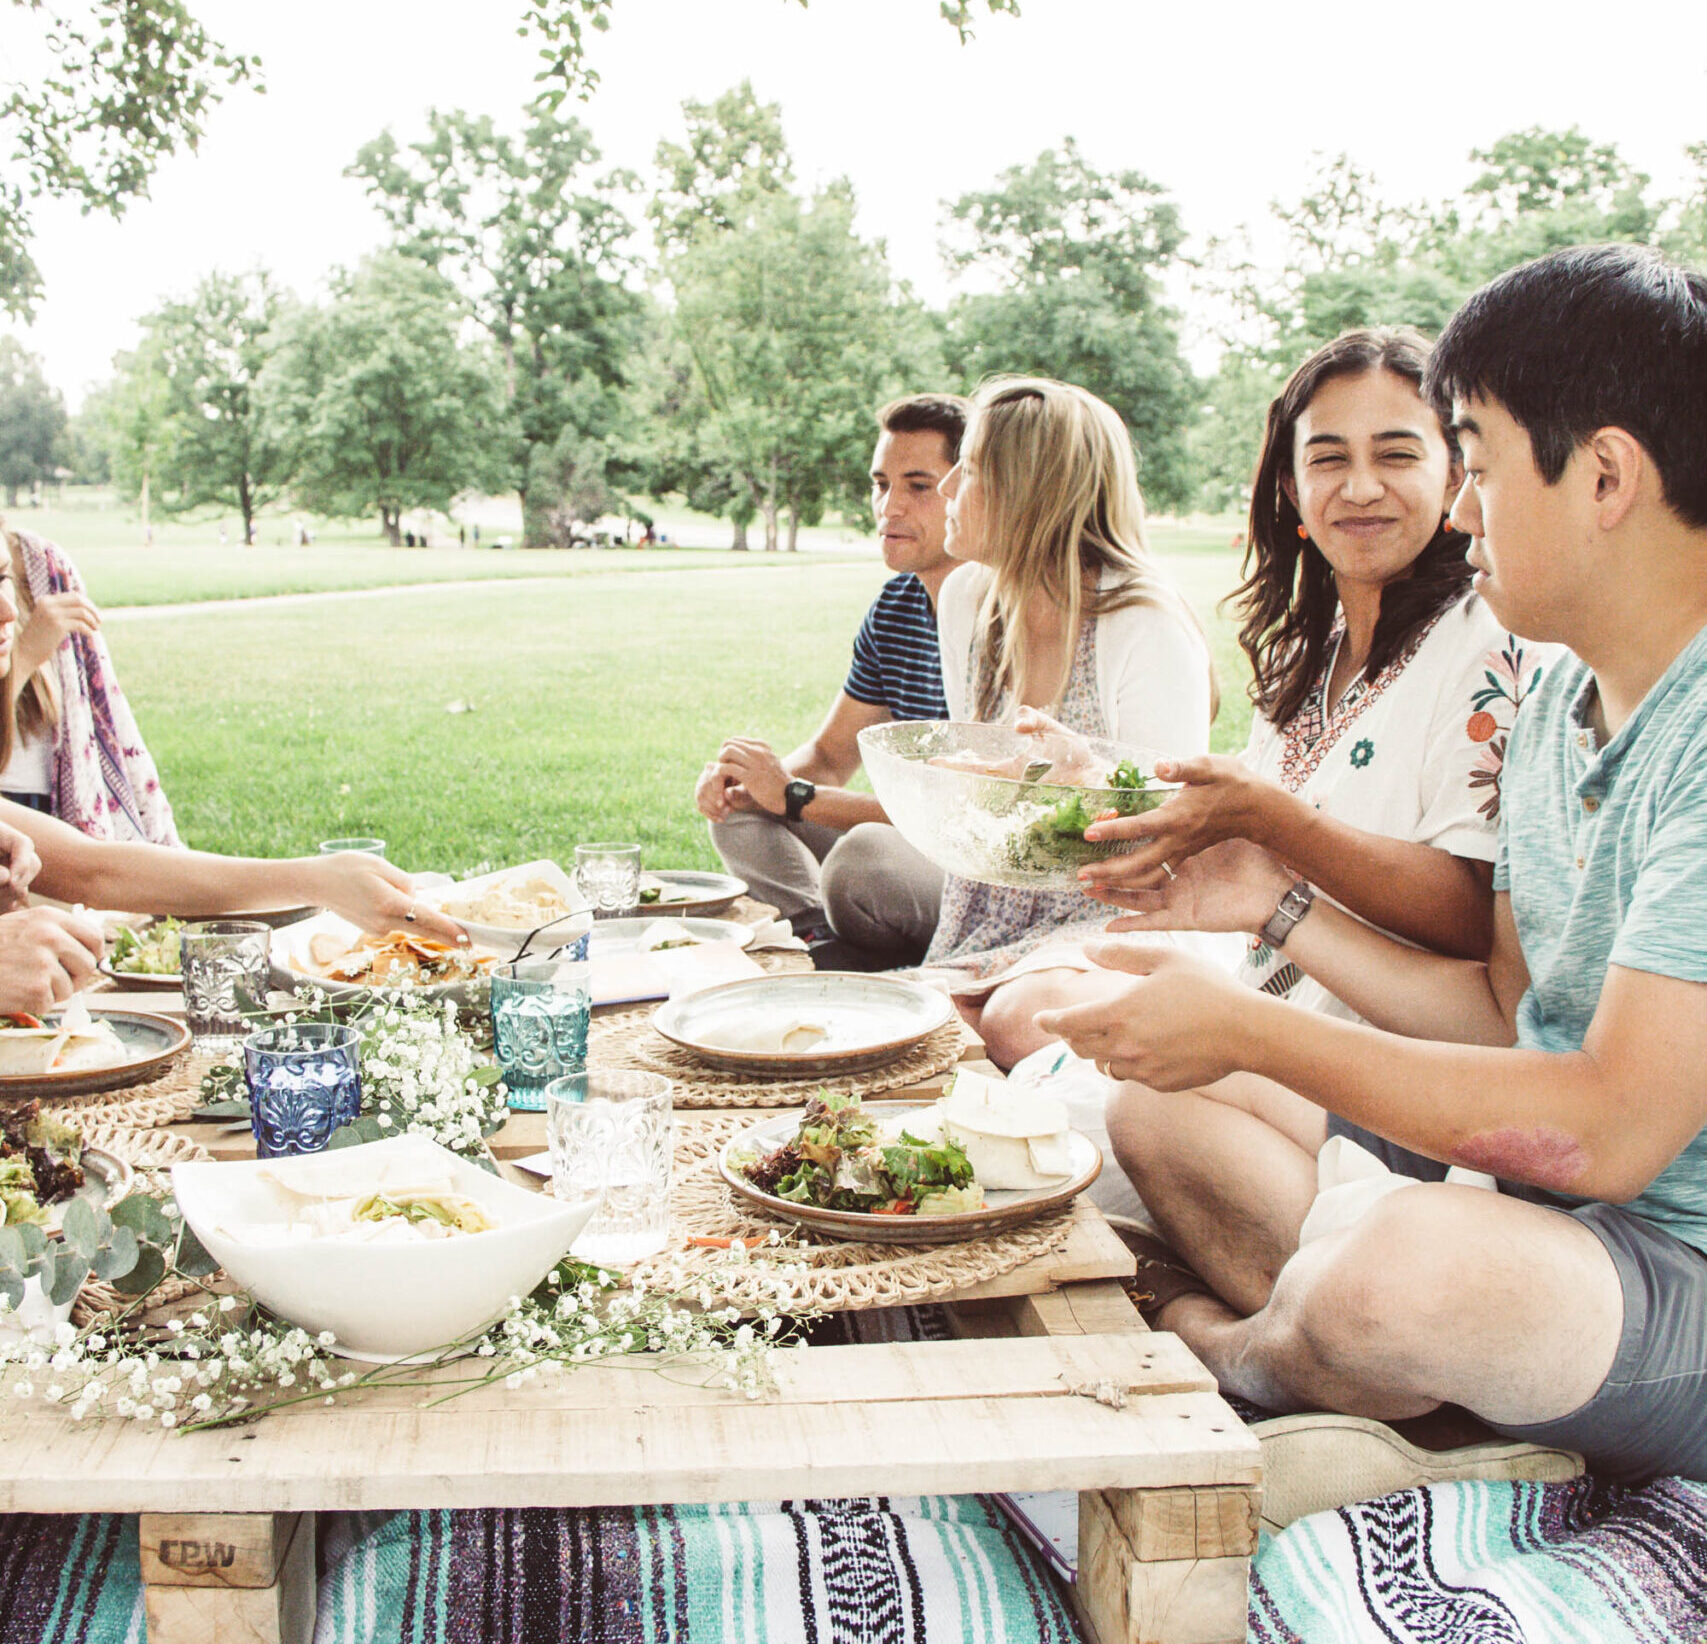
top-left (0, 558), bottom-right (465, 1014)
top-left (694, 393), bottom-right (964, 964)
top-left (977, 327), bottom-right (1554, 1072)
top-left (920, 376), bottom-right (1214, 1028)
top-left (1036, 243), bottom-right (1707, 1484)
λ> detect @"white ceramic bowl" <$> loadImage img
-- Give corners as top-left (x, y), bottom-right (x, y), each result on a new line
top-left (415, 860), bottom-right (593, 959)
top-left (858, 720), bottom-right (1180, 891)
top-left (172, 1136), bottom-right (597, 1360)
top-left (270, 911), bottom-right (504, 1009)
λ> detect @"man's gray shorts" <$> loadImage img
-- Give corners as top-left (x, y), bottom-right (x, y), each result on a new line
top-left (1326, 1114), bottom-right (1707, 1481)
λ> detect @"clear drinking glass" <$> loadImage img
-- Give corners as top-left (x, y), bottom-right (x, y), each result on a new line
top-left (490, 957), bottom-right (591, 1111)
top-left (545, 1070), bottom-right (673, 1265)
top-left (179, 920), bottom-right (271, 1052)
top-left (244, 1022), bottom-right (363, 1158)
top-left (573, 843), bottom-right (643, 917)
top-left (318, 837), bottom-right (387, 858)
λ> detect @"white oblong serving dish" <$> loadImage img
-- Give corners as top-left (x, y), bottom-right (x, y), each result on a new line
top-left (172, 1135), bottom-right (597, 1361)
top-left (414, 859), bottom-right (593, 959)
top-left (270, 912), bottom-right (503, 1008)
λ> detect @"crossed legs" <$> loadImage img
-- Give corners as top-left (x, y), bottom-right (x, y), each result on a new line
top-left (1108, 1076), bottom-right (1625, 1429)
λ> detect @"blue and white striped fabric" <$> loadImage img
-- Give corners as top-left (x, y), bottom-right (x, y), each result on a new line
top-left (845, 574), bottom-right (948, 724)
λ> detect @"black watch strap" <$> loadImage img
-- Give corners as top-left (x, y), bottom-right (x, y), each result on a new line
top-left (1259, 880), bottom-right (1316, 949)
top-left (784, 779), bottom-right (816, 823)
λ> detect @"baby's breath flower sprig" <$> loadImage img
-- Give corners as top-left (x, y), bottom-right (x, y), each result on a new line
top-left (0, 1252), bottom-right (808, 1433)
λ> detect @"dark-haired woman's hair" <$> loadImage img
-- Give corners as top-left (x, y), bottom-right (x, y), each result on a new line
top-left (1232, 327), bottom-right (1473, 731)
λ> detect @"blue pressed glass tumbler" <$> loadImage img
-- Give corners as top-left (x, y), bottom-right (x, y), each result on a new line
top-left (490, 957), bottom-right (591, 1111)
top-left (244, 1023), bottom-right (363, 1158)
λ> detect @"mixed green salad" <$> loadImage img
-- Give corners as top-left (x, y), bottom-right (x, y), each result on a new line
top-left (0, 1101), bottom-right (85, 1227)
top-left (733, 1093), bottom-right (984, 1216)
top-left (999, 758), bottom-right (1161, 877)
top-left (109, 917), bottom-right (185, 976)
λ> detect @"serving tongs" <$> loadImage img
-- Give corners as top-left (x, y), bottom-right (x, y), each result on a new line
top-left (511, 908), bottom-right (587, 965)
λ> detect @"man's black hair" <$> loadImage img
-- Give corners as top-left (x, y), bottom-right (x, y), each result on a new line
top-left (1425, 243), bottom-right (1707, 528)
top-left (877, 394), bottom-right (968, 462)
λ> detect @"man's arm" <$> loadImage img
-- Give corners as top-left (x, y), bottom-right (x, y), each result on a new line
top-left (699, 693), bottom-right (894, 830)
top-left (1036, 930), bottom-right (1704, 1204)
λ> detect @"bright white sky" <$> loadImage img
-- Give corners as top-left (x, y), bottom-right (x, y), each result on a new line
top-left (8, 0), bottom-right (1707, 407)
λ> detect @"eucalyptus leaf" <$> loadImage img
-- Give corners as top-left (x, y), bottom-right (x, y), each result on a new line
top-left (111, 1245), bottom-right (165, 1297)
top-left (0, 1226), bottom-right (25, 1270)
top-left (175, 1223), bottom-right (219, 1279)
top-left (190, 1100), bottom-right (253, 1121)
top-left (0, 1273), bottom-right (22, 1311)
top-left (60, 1196), bottom-right (98, 1255)
top-left (93, 1224), bottom-right (140, 1281)
top-left (46, 1249), bottom-right (89, 1306)
top-left (15, 1222), bottom-right (46, 1261)
top-left (110, 1193), bottom-right (172, 1246)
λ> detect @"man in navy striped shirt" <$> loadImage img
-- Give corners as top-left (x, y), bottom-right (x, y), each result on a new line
top-left (695, 395), bottom-right (964, 963)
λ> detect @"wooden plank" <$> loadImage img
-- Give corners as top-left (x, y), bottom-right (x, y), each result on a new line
top-left (949, 1198), bottom-right (1137, 1297)
top-left (143, 1510), bottom-right (315, 1644)
top-left (1001, 1279), bottom-right (1147, 1339)
top-left (139, 1511), bottom-right (299, 1588)
top-left (1079, 1487), bottom-right (1253, 1644)
top-left (1108, 1487), bottom-right (1260, 1563)
top-left (0, 1385), bottom-right (1258, 1514)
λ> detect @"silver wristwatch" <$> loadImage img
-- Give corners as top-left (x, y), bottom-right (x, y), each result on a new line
top-left (1259, 880), bottom-right (1316, 948)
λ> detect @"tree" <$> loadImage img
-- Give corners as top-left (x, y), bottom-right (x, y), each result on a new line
top-left (88, 339), bottom-right (176, 533)
top-left (941, 141), bottom-right (1199, 510)
top-left (0, 336), bottom-right (66, 503)
top-left (259, 255), bottom-right (512, 544)
top-left (348, 106), bottom-right (648, 545)
top-left (132, 270), bottom-right (294, 541)
top-left (1, 0), bottom-right (258, 318)
top-left (649, 80), bottom-right (794, 250)
top-left (666, 184), bottom-right (928, 550)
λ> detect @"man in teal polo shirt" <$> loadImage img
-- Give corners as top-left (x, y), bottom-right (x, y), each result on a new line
top-left (1036, 244), bottom-right (1707, 1481)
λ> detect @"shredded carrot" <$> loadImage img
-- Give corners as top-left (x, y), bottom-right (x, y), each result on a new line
top-left (685, 1235), bottom-right (769, 1250)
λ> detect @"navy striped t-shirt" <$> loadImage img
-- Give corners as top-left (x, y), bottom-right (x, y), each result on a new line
top-left (845, 573), bottom-right (948, 722)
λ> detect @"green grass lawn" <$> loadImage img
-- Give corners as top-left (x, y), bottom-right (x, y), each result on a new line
top-left (104, 553), bottom-right (1254, 875)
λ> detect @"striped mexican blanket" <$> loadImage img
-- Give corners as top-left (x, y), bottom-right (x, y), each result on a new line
top-left (1250, 1475), bottom-right (1707, 1643)
top-left (0, 1497), bottom-right (1081, 1644)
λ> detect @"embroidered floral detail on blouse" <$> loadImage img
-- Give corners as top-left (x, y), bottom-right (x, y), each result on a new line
top-left (1277, 608), bottom-right (1446, 793)
top-left (1349, 738), bottom-right (1374, 769)
top-left (1464, 638), bottom-right (1544, 822)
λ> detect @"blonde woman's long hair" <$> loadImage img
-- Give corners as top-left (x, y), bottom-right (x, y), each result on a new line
top-left (964, 376), bottom-right (1211, 721)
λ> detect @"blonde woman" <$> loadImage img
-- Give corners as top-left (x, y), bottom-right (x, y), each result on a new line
top-left (924, 377), bottom-right (1213, 1055)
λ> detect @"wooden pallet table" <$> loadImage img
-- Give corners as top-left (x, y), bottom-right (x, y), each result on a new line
top-left (71, 951), bottom-right (1260, 1642)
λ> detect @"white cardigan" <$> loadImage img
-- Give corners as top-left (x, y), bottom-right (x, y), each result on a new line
top-left (935, 562), bottom-right (1212, 758)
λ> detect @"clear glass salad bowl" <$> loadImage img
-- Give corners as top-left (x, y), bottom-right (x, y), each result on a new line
top-left (858, 720), bottom-right (1179, 891)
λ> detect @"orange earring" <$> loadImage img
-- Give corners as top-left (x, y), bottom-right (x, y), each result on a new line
top-left (1296, 524), bottom-right (1309, 540)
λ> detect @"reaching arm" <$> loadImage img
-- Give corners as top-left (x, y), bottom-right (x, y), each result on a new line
top-left (694, 693), bottom-right (893, 829)
top-left (1034, 935), bottom-right (1707, 1204)
top-left (9, 802), bottom-right (467, 945)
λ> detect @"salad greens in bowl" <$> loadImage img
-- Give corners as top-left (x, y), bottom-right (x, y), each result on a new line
top-left (858, 720), bottom-right (1178, 891)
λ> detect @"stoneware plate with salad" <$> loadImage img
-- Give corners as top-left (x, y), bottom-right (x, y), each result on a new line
top-left (719, 1087), bottom-right (1100, 1246)
top-left (635, 870), bottom-right (747, 919)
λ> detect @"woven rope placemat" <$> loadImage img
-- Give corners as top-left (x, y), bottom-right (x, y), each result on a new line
top-left (590, 1014), bottom-right (968, 1108)
top-left (626, 1112), bottom-right (1074, 1313)
top-left (52, 1048), bottom-right (223, 1131)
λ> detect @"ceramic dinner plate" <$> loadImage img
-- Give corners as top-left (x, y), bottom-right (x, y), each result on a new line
top-left (634, 870), bottom-right (747, 919)
top-left (589, 917), bottom-right (756, 958)
top-left (718, 1103), bottom-right (1101, 1246)
top-left (96, 958), bottom-right (182, 991)
top-left (651, 972), bottom-right (954, 1075)
top-left (0, 1010), bottom-right (192, 1100)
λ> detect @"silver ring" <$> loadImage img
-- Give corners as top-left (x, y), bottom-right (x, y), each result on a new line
top-left (403, 903), bottom-right (418, 923)
top-left (1161, 861), bottom-right (1176, 880)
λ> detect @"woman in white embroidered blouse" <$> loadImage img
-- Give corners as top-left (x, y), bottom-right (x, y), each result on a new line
top-left (1070, 327), bottom-right (1552, 1014)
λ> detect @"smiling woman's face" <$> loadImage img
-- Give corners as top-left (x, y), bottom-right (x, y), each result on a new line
top-left (1285, 368), bottom-right (1459, 595)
